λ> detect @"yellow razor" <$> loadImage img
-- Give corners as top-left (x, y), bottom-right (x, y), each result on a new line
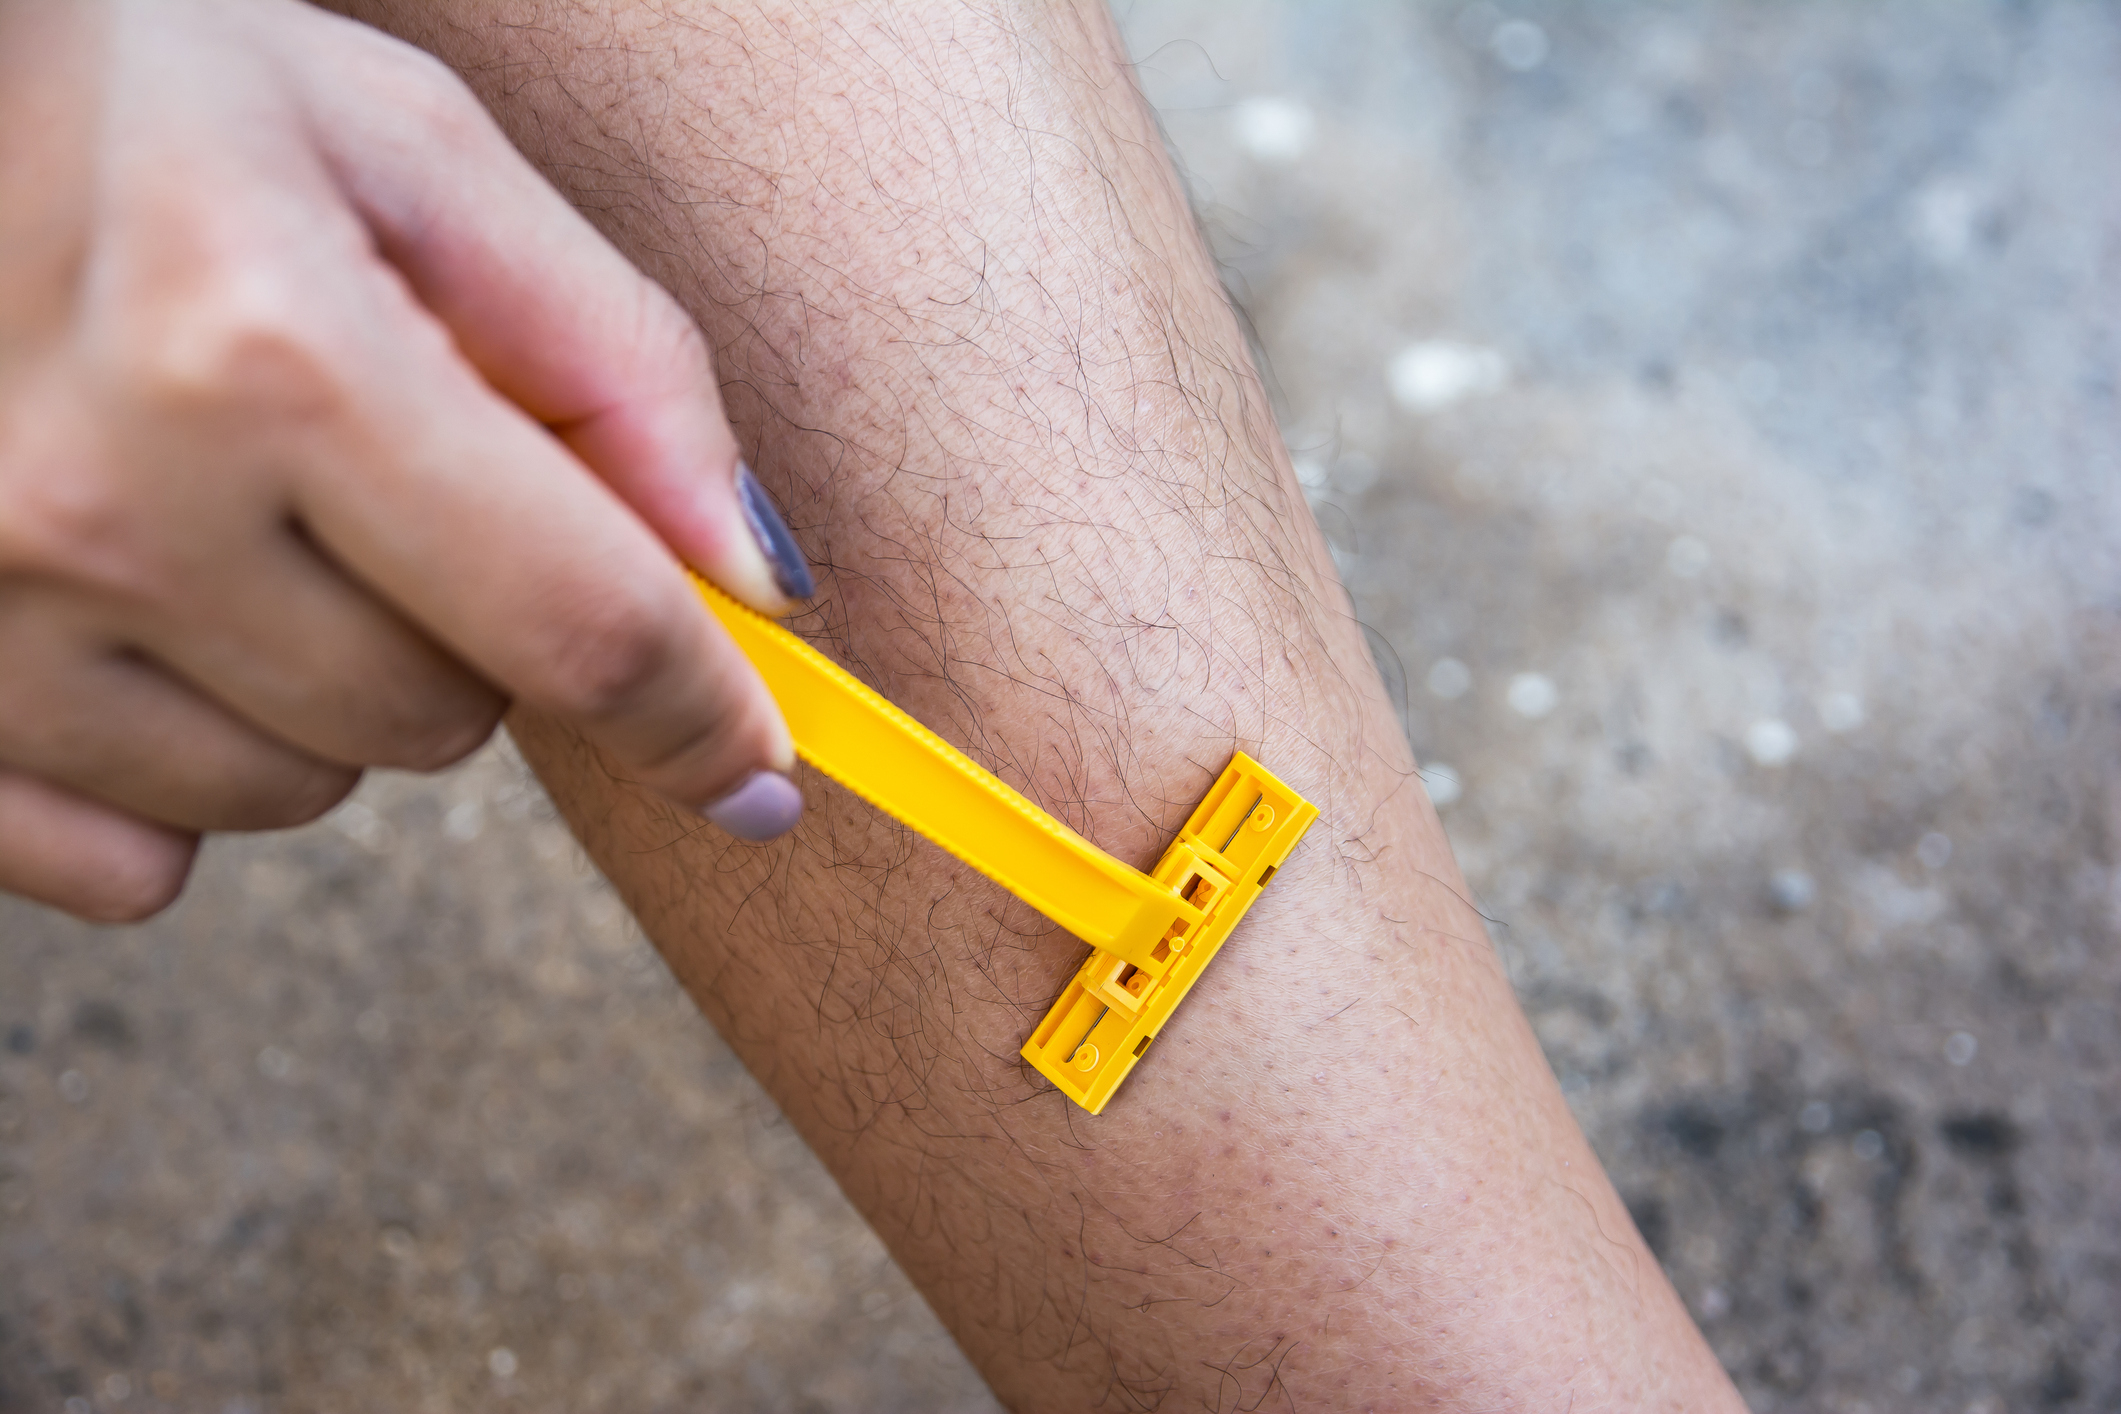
top-left (695, 579), bottom-right (1317, 1113)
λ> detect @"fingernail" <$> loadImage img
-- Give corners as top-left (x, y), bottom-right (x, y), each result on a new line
top-left (736, 462), bottom-right (816, 602)
top-left (701, 770), bottom-right (804, 841)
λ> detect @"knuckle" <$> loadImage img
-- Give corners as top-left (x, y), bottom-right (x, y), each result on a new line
top-left (407, 79), bottom-right (493, 156)
top-left (621, 288), bottom-right (726, 416)
top-left (83, 839), bottom-right (195, 924)
top-left (535, 583), bottom-right (684, 723)
top-left (0, 459), bottom-right (134, 584)
top-left (120, 277), bottom-right (349, 428)
top-left (0, 385), bottom-right (145, 587)
top-left (389, 696), bottom-right (503, 774)
top-left (636, 289), bottom-right (712, 374)
top-left (638, 708), bottom-right (757, 806)
top-left (227, 760), bottom-right (359, 831)
top-left (365, 45), bottom-right (498, 159)
top-left (285, 764), bottom-right (361, 828)
top-left (382, 38), bottom-right (468, 98)
top-left (0, 470), bottom-right (209, 620)
top-left (0, 772), bottom-right (198, 922)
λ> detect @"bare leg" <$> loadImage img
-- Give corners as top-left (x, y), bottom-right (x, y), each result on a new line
top-left (330, 3), bottom-right (1743, 1407)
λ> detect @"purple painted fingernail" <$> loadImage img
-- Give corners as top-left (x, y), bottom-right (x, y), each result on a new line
top-left (701, 770), bottom-right (804, 841)
top-left (736, 462), bottom-right (816, 602)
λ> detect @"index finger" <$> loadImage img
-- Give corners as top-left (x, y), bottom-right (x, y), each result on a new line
top-left (288, 11), bottom-right (812, 612)
top-left (287, 293), bottom-right (798, 823)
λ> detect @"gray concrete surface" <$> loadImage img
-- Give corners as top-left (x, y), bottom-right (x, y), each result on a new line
top-left (3, 3), bottom-right (2116, 1410)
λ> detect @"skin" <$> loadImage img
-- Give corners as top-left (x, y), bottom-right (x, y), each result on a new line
top-left (325, 2), bottom-right (1749, 1409)
top-left (0, 0), bottom-right (1749, 1406)
top-left (0, 0), bottom-right (799, 919)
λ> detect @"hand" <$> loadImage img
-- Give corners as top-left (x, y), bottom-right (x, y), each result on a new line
top-left (0, 0), bottom-right (814, 922)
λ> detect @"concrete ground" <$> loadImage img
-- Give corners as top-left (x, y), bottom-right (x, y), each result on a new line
top-left (3, 2), bottom-right (2116, 1411)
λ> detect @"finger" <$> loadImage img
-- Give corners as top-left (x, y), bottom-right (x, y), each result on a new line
top-left (126, 516), bottom-right (506, 772)
top-left (0, 603), bottom-right (358, 832)
top-left (287, 315), bottom-right (797, 817)
top-left (289, 14), bottom-right (815, 612)
top-left (0, 768), bottom-right (197, 922)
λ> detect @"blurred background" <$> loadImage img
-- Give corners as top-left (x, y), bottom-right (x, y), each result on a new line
top-left (4, 2), bottom-right (2117, 1410)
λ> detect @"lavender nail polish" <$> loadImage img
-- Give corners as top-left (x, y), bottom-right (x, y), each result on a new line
top-left (736, 462), bottom-right (816, 601)
top-left (702, 770), bottom-right (804, 841)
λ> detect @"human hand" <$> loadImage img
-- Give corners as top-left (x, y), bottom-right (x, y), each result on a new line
top-left (0, 0), bottom-right (814, 922)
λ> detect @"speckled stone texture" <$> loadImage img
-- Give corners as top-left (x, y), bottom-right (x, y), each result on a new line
top-left (3, 3), bottom-right (2116, 1411)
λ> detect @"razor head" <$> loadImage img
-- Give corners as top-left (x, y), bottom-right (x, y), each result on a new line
top-left (1021, 753), bottom-right (1318, 1114)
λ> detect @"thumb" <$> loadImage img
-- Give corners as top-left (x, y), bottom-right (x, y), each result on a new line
top-left (290, 14), bottom-right (813, 613)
